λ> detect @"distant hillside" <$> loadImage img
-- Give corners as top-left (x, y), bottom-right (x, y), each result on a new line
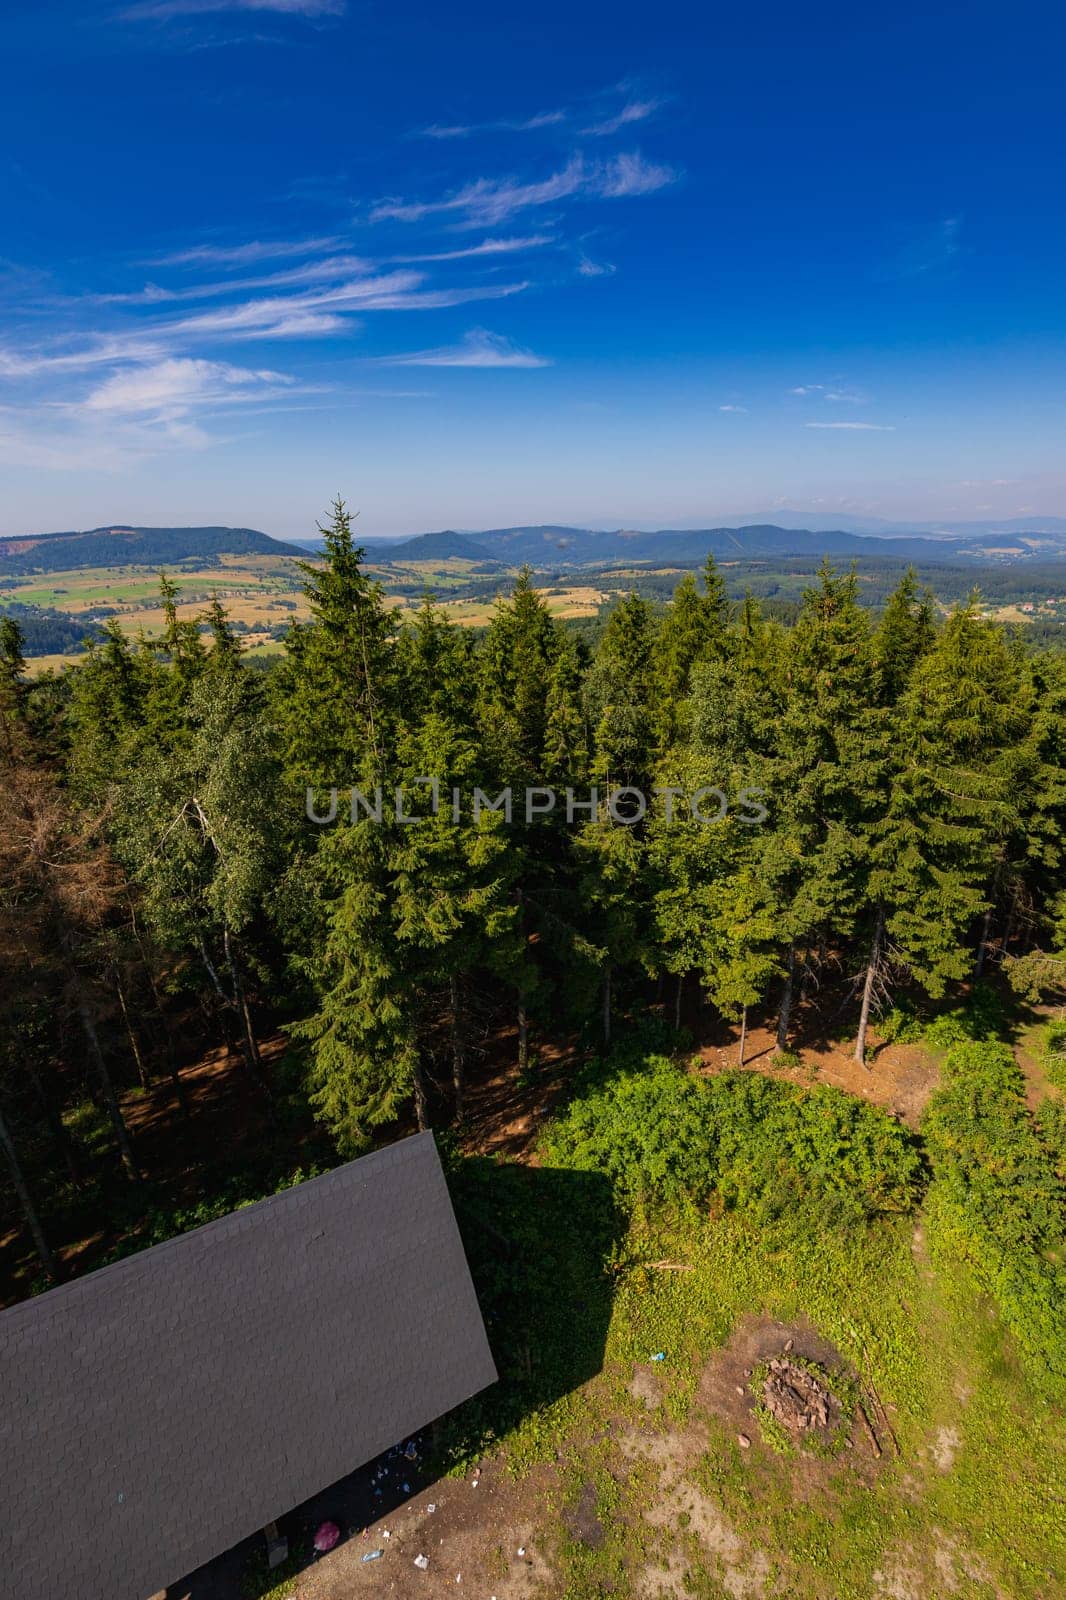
top-left (367, 530), bottom-right (498, 564)
top-left (0, 601), bottom-right (105, 657)
top-left (395, 522), bottom-right (1066, 567)
top-left (0, 525), bottom-right (303, 576)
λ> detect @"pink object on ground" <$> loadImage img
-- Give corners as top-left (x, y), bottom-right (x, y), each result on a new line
top-left (314, 1521), bottom-right (342, 1553)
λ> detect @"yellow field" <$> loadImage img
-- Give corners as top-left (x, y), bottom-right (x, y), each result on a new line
top-left (15, 553), bottom-right (606, 672)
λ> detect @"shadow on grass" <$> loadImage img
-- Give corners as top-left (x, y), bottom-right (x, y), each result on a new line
top-left (166, 1159), bottom-right (619, 1600)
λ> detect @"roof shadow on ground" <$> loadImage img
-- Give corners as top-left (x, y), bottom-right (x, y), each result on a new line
top-left (166, 1160), bottom-right (618, 1600)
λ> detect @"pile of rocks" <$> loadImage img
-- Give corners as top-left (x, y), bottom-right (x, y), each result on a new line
top-left (760, 1356), bottom-right (834, 1434)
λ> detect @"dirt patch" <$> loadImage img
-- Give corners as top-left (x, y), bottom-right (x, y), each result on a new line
top-left (931, 1425), bottom-right (960, 1472)
top-left (563, 1482), bottom-right (605, 1551)
top-left (632, 1423), bottom-right (770, 1599)
top-left (629, 1365), bottom-right (663, 1412)
top-left (291, 1460), bottom-right (558, 1600)
top-left (875, 1535), bottom-right (1009, 1600)
top-left (696, 1314), bottom-right (885, 1489)
top-left (696, 1005), bottom-right (940, 1128)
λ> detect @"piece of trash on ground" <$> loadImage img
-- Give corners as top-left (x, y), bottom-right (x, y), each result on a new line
top-left (361, 1550), bottom-right (384, 1563)
top-left (413, 1553), bottom-right (430, 1570)
top-left (426, 1503), bottom-right (437, 1514)
top-left (650, 1352), bottom-right (665, 1362)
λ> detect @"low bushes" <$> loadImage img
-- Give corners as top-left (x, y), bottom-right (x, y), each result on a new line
top-left (1042, 1019), bottom-right (1066, 1093)
top-left (879, 983), bottom-right (1010, 1049)
top-left (923, 1040), bottom-right (1066, 1393)
top-left (541, 1055), bottom-right (922, 1223)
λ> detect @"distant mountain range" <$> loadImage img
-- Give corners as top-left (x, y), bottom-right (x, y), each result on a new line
top-left (0, 525), bottom-right (304, 576)
top-left (4, 518), bottom-right (1066, 579)
top-left (352, 521), bottom-right (1066, 568)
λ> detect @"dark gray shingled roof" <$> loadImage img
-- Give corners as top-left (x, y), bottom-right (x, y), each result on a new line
top-left (0, 1131), bottom-right (497, 1600)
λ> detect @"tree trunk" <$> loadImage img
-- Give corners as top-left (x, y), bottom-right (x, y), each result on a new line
top-left (24, 1057), bottom-right (81, 1186)
top-left (738, 1005), bottom-right (748, 1068)
top-left (674, 972), bottom-right (684, 1030)
top-left (517, 998), bottom-right (529, 1075)
top-left (0, 1103), bottom-right (60, 1281)
top-left (602, 963), bottom-right (612, 1050)
top-left (114, 967), bottom-right (150, 1090)
top-left (128, 903), bottom-right (190, 1118)
top-left (75, 991), bottom-right (139, 1181)
top-left (973, 907), bottom-right (993, 981)
top-left (413, 1060), bottom-right (429, 1132)
top-left (219, 932), bottom-right (270, 1098)
top-left (449, 974), bottom-right (466, 1122)
top-left (854, 907), bottom-right (885, 1068)
top-left (776, 944), bottom-right (796, 1052)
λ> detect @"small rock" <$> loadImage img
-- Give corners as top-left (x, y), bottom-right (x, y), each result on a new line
top-left (738, 1433), bottom-right (751, 1448)
top-left (784, 1338), bottom-right (794, 1353)
top-left (735, 1385), bottom-right (745, 1396)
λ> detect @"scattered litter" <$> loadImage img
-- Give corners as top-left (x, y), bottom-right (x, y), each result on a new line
top-left (382, 1530), bottom-right (391, 1541)
top-left (414, 1554), bottom-right (430, 1571)
top-left (650, 1352), bottom-right (665, 1362)
top-left (313, 1521), bottom-right (341, 1554)
top-left (426, 1503), bottom-right (437, 1514)
top-left (471, 1477), bottom-right (479, 1487)
top-left (361, 1550), bottom-right (384, 1563)
top-left (455, 1574), bottom-right (462, 1583)
top-left (738, 1433), bottom-right (751, 1448)
top-left (517, 1547), bottom-right (526, 1557)
top-left (405, 1442), bottom-right (418, 1460)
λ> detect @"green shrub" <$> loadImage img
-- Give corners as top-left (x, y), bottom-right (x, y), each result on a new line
top-left (923, 1041), bottom-right (1066, 1394)
top-left (1042, 1020), bottom-right (1066, 1093)
top-left (879, 1002), bottom-right (925, 1045)
top-left (542, 1054), bottom-right (922, 1223)
top-left (881, 984), bottom-right (1009, 1049)
top-left (541, 1055), bottom-right (713, 1206)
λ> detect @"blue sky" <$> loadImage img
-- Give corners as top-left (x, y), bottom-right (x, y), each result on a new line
top-left (2, 0), bottom-right (1065, 537)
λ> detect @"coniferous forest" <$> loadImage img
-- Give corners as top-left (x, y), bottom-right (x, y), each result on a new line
top-left (3, 498), bottom-right (1066, 1591)
top-left (2, 499), bottom-right (1065, 1278)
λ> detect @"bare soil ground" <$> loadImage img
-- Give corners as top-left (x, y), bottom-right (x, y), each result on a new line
top-left (698, 1022), bottom-right (939, 1127)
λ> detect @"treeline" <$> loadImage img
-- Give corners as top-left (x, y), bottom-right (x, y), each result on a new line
top-left (0, 602), bottom-right (105, 657)
top-left (2, 500), bottom-right (1066, 1281)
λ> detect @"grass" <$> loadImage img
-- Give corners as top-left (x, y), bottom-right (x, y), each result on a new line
top-left (442, 1181), bottom-right (1064, 1599)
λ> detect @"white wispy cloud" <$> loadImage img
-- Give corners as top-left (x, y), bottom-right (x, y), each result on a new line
top-left (719, 403), bottom-right (748, 413)
top-left (419, 109), bottom-right (567, 140)
top-left (375, 329), bottom-right (550, 368)
top-left (582, 98), bottom-right (662, 136)
top-left (391, 234), bottom-right (555, 263)
top-left (888, 215), bottom-right (962, 278)
top-left (90, 252), bottom-right (374, 306)
top-left (371, 152), bottom-right (677, 226)
top-left (577, 255), bottom-right (615, 277)
top-left (0, 336), bottom-right (168, 378)
top-left (122, 0), bottom-right (344, 20)
top-left (78, 357), bottom-right (291, 417)
top-left (789, 384), bottom-right (824, 395)
top-left (0, 271), bottom-right (530, 384)
top-left (805, 421), bottom-right (895, 431)
top-left (146, 234), bottom-right (344, 267)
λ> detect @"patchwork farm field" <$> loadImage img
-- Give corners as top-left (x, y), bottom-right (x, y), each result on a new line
top-left (4, 550), bottom-right (611, 670)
